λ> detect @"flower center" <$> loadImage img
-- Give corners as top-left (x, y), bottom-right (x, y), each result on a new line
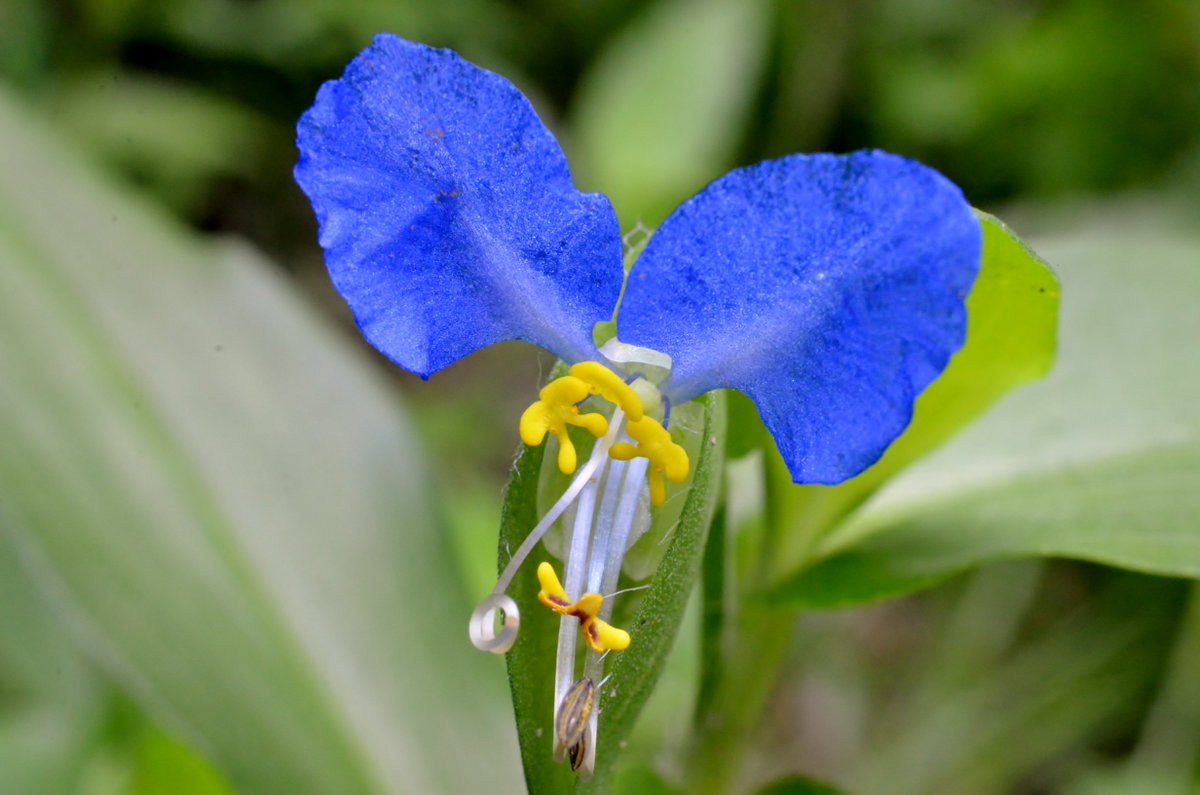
top-left (467, 357), bottom-right (688, 778)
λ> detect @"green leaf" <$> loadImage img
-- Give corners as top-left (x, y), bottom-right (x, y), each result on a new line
top-left (764, 211), bottom-right (1061, 572)
top-left (151, 0), bottom-right (516, 69)
top-left (848, 570), bottom-right (1182, 795)
top-left (0, 88), bottom-right (519, 793)
top-left (121, 727), bottom-right (236, 795)
top-left (571, 0), bottom-right (769, 226)
top-left (0, 0), bottom-right (50, 87)
top-left (772, 206), bottom-right (1200, 608)
top-left (612, 766), bottom-right (683, 795)
top-left (0, 527), bottom-right (94, 706)
top-left (51, 71), bottom-right (277, 213)
top-left (0, 703), bottom-right (100, 795)
top-left (500, 436), bottom-right (577, 795)
top-left (752, 776), bottom-right (847, 795)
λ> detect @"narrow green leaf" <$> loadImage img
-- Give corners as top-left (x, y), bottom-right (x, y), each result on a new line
top-left (0, 88), bottom-right (519, 794)
top-left (500, 437), bottom-right (577, 795)
top-left (772, 206), bottom-right (1200, 608)
top-left (571, 0), bottom-right (769, 226)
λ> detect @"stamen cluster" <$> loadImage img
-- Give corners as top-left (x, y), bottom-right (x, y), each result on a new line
top-left (470, 359), bottom-right (688, 778)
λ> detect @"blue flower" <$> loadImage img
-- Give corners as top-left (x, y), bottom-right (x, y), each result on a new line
top-left (294, 34), bottom-right (981, 488)
top-left (295, 34), bottom-right (981, 777)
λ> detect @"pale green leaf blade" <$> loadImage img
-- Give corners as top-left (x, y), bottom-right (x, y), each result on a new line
top-left (772, 207), bottom-right (1200, 608)
top-left (0, 88), bottom-right (519, 794)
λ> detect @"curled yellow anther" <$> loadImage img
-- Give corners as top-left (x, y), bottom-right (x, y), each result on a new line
top-left (520, 375), bottom-right (608, 474)
top-left (536, 562), bottom-right (631, 654)
top-left (609, 416), bottom-right (690, 507)
top-left (568, 361), bottom-right (644, 422)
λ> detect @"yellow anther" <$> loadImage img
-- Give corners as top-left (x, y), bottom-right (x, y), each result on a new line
top-left (537, 561), bottom-right (573, 612)
top-left (574, 593), bottom-right (602, 618)
top-left (568, 361), bottom-right (644, 422)
top-left (609, 416), bottom-right (690, 507)
top-left (586, 617), bottom-right (631, 654)
top-left (520, 375), bottom-right (609, 474)
top-left (535, 562), bottom-right (632, 654)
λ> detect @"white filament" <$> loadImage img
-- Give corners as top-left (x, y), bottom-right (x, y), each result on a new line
top-left (468, 409), bottom-right (625, 654)
top-left (578, 455), bottom-right (649, 776)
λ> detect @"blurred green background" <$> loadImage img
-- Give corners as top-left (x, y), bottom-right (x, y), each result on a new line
top-left (1, 1), bottom-right (1198, 794)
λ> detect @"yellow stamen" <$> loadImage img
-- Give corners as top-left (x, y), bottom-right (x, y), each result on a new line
top-left (608, 416), bottom-right (689, 507)
top-left (586, 617), bottom-right (631, 654)
top-left (537, 561), bottom-right (573, 612)
top-left (568, 361), bottom-right (644, 422)
top-left (520, 375), bottom-right (608, 474)
top-left (535, 562), bottom-right (632, 654)
top-left (518, 362), bottom-right (648, 475)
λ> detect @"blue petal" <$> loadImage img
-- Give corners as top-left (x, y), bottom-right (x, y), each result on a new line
top-left (619, 151), bottom-right (981, 484)
top-left (295, 35), bottom-right (622, 377)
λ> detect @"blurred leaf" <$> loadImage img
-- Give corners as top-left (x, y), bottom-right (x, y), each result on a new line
top-left (724, 389), bottom-right (771, 460)
top-left (0, 0), bottom-right (49, 87)
top-left (121, 727), bottom-right (235, 795)
top-left (0, 703), bottom-right (105, 795)
top-left (865, 1), bottom-right (1200, 198)
top-left (772, 206), bottom-right (1200, 608)
top-left (0, 87), bottom-right (519, 794)
top-left (850, 571), bottom-right (1181, 795)
top-left (0, 527), bottom-right (94, 705)
top-left (766, 212), bottom-right (1060, 571)
top-left (52, 71), bottom-right (278, 213)
top-left (612, 765), bottom-right (682, 795)
top-left (1101, 585), bottom-right (1200, 794)
top-left (755, 2), bottom-right (856, 158)
top-left (154, 0), bottom-right (517, 68)
top-left (572, 0), bottom-right (770, 226)
top-left (753, 776), bottom-right (846, 795)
